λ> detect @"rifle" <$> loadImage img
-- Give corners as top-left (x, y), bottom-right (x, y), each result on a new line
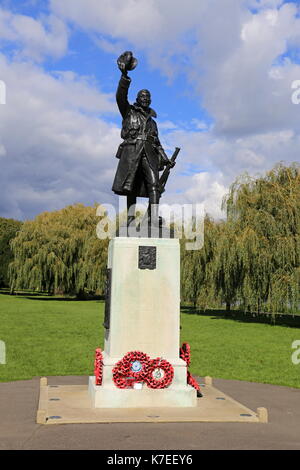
top-left (139, 147), bottom-right (180, 228)
top-left (158, 147), bottom-right (180, 195)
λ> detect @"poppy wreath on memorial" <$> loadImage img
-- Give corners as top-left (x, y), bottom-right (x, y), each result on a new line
top-left (146, 357), bottom-right (174, 389)
top-left (94, 347), bottom-right (103, 386)
top-left (187, 371), bottom-right (201, 391)
top-left (179, 342), bottom-right (191, 367)
top-left (179, 342), bottom-right (201, 394)
top-left (112, 351), bottom-right (151, 389)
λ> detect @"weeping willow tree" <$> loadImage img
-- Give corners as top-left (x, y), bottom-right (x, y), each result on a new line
top-left (0, 217), bottom-right (22, 287)
top-left (223, 162), bottom-right (300, 315)
top-left (9, 204), bottom-right (109, 297)
top-left (180, 215), bottom-right (221, 309)
top-left (210, 219), bottom-right (243, 313)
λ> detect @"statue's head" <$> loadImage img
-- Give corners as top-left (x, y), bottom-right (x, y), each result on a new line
top-left (136, 89), bottom-right (151, 109)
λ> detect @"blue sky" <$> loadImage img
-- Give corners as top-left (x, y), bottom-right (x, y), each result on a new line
top-left (1, 0), bottom-right (212, 128)
top-left (0, 0), bottom-right (300, 220)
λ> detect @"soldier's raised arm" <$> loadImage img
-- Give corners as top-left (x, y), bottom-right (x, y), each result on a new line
top-left (116, 51), bottom-right (137, 119)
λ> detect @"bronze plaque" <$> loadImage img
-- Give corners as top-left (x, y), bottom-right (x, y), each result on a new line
top-left (138, 246), bottom-right (156, 270)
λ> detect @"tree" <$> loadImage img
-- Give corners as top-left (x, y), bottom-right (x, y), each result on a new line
top-left (210, 219), bottom-right (242, 313)
top-left (9, 204), bottom-right (109, 297)
top-left (180, 215), bottom-right (221, 309)
top-left (0, 217), bottom-right (22, 287)
top-left (223, 162), bottom-right (300, 315)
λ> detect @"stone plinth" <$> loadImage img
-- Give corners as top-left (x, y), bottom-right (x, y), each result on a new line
top-left (88, 237), bottom-right (197, 408)
top-left (106, 237), bottom-right (181, 358)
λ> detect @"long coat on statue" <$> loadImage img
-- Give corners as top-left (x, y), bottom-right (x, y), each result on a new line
top-left (112, 75), bottom-right (166, 197)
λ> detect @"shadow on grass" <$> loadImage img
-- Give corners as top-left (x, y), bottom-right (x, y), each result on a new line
top-left (0, 289), bottom-right (105, 302)
top-left (181, 305), bottom-right (300, 328)
top-left (0, 289), bottom-right (51, 297)
top-left (23, 295), bottom-right (105, 302)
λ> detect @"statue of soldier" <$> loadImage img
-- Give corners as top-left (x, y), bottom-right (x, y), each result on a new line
top-left (112, 51), bottom-right (175, 228)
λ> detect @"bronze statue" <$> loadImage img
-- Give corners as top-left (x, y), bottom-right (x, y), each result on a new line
top-left (112, 51), bottom-right (178, 230)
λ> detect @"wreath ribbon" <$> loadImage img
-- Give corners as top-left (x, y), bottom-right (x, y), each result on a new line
top-left (180, 342), bottom-right (202, 396)
top-left (94, 348), bottom-right (103, 386)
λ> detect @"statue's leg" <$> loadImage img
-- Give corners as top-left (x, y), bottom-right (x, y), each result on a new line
top-left (141, 156), bottom-right (161, 226)
top-left (149, 190), bottom-right (161, 226)
top-left (127, 193), bottom-right (136, 227)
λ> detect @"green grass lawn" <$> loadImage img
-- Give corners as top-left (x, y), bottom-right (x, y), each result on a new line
top-left (0, 292), bottom-right (299, 388)
top-left (0, 292), bottom-right (103, 382)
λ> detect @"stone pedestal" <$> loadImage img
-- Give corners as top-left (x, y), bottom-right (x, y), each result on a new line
top-left (88, 237), bottom-right (197, 408)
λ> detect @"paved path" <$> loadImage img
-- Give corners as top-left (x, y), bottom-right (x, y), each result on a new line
top-left (0, 376), bottom-right (299, 450)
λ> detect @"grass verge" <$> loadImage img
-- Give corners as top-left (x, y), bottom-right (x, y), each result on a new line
top-left (0, 293), bottom-right (299, 387)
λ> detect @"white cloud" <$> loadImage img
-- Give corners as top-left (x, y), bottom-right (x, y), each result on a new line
top-left (0, 53), bottom-right (121, 220)
top-left (49, 1), bottom-right (300, 136)
top-left (93, 37), bottom-right (127, 55)
top-left (1, 1), bottom-right (300, 221)
top-left (50, 0), bottom-right (206, 78)
top-left (158, 125), bottom-right (300, 219)
top-left (247, 0), bottom-right (284, 10)
top-left (185, 172), bottom-right (228, 219)
top-left (0, 8), bottom-right (68, 62)
top-left (157, 120), bottom-right (178, 130)
top-left (189, 3), bottom-right (300, 137)
top-left (50, 0), bottom-right (202, 44)
top-left (0, 142), bottom-right (6, 157)
top-left (191, 119), bottom-right (209, 130)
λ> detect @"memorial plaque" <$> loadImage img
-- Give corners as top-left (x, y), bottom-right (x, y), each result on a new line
top-left (138, 246), bottom-right (156, 270)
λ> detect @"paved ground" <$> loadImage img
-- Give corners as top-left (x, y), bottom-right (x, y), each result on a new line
top-left (0, 375), bottom-right (299, 450)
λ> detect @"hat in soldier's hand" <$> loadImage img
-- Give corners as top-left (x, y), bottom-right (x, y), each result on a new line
top-left (117, 51), bottom-right (138, 72)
